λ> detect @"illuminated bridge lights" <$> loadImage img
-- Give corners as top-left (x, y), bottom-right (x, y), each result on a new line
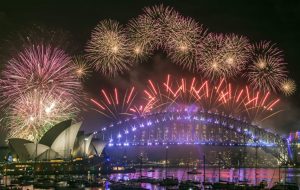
top-left (95, 111), bottom-right (288, 161)
top-left (105, 141), bottom-right (276, 148)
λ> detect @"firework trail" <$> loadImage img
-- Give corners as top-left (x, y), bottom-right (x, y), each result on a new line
top-left (90, 87), bottom-right (138, 120)
top-left (144, 75), bottom-right (281, 123)
top-left (215, 82), bottom-right (281, 123)
top-left (90, 75), bottom-right (281, 124)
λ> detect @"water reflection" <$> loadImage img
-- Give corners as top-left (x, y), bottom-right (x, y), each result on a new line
top-left (2, 168), bottom-right (300, 190)
top-left (109, 167), bottom-right (300, 188)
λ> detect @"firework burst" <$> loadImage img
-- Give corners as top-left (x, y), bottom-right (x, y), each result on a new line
top-left (196, 33), bottom-right (227, 79)
top-left (165, 17), bottom-right (206, 71)
top-left (127, 17), bottom-right (156, 62)
top-left (0, 44), bottom-right (82, 106)
top-left (141, 4), bottom-right (180, 49)
top-left (72, 55), bottom-right (91, 80)
top-left (197, 33), bottom-right (250, 79)
top-left (86, 20), bottom-right (131, 77)
top-left (280, 78), bottom-right (296, 96)
top-left (0, 44), bottom-right (82, 141)
top-left (7, 91), bottom-right (78, 141)
top-left (247, 41), bottom-right (288, 92)
top-left (221, 34), bottom-right (250, 77)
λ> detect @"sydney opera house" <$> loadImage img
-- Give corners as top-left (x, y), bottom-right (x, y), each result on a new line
top-left (7, 120), bottom-right (105, 162)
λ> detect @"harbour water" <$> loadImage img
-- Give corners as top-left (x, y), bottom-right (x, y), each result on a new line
top-left (108, 167), bottom-right (300, 189)
top-left (2, 167), bottom-right (300, 189)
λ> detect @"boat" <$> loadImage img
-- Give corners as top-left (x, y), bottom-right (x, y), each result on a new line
top-left (34, 178), bottom-right (55, 189)
top-left (137, 176), bottom-right (159, 184)
top-left (109, 181), bottom-right (148, 190)
top-left (270, 182), bottom-right (299, 190)
top-left (159, 176), bottom-right (179, 186)
top-left (212, 181), bottom-right (235, 189)
top-left (187, 168), bottom-right (202, 175)
top-left (85, 181), bottom-right (104, 187)
top-left (55, 181), bottom-right (69, 188)
top-left (238, 179), bottom-right (249, 183)
top-left (147, 167), bottom-right (155, 172)
top-left (179, 180), bottom-right (201, 190)
top-left (202, 182), bottom-right (213, 190)
top-left (110, 166), bottom-right (136, 173)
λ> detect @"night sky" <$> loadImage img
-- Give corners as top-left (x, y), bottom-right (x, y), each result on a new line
top-left (0, 0), bottom-right (299, 135)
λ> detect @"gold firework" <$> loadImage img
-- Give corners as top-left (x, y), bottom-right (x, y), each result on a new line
top-left (165, 16), bottom-right (207, 71)
top-left (86, 19), bottom-right (131, 77)
top-left (247, 41), bottom-right (288, 92)
top-left (280, 79), bottom-right (296, 96)
top-left (72, 55), bottom-right (91, 79)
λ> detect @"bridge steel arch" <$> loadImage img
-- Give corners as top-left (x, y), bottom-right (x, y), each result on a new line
top-left (96, 111), bottom-right (288, 163)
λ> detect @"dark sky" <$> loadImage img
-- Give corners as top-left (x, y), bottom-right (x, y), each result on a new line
top-left (0, 0), bottom-right (299, 135)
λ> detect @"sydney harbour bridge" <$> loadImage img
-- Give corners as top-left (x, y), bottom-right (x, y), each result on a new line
top-left (94, 109), bottom-right (289, 164)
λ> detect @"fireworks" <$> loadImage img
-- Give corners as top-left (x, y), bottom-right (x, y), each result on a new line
top-left (72, 55), bottom-right (91, 80)
top-left (82, 5), bottom-right (294, 97)
top-left (280, 79), bottom-right (296, 96)
top-left (197, 33), bottom-right (250, 79)
top-left (221, 34), bottom-right (250, 77)
top-left (86, 20), bottom-right (131, 77)
top-left (93, 75), bottom-right (281, 124)
top-left (165, 17), bottom-right (206, 71)
top-left (215, 82), bottom-right (281, 123)
top-left (141, 4), bottom-right (179, 49)
top-left (0, 45), bottom-right (82, 105)
top-left (0, 5), bottom-right (296, 142)
top-left (0, 44), bottom-right (82, 141)
top-left (7, 91), bottom-right (78, 141)
top-left (90, 87), bottom-right (138, 120)
top-left (126, 17), bottom-right (156, 62)
top-left (84, 5), bottom-right (294, 98)
top-left (143, 78), bottom-right (174, 111)
top-left (196, 33), bottom-right (227, 79)
top-left (247, 41), bottom-right (288, 92)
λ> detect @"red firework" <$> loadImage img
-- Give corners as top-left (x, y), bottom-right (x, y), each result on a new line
top-left (91, 75), bottom-right (281, 124)
top-left (91, 87), bottom-right (148, 120)
top-left (142, 75), bottom-right (281, 123)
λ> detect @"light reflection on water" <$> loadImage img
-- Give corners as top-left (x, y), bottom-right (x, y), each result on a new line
top-left (107, 167), bottom-right (300, 190)
top-left (3, 168), bottom-right (300, 190)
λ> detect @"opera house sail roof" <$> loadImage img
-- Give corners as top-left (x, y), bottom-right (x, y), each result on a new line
top-left (7, 120), bottom-right (99, 161)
